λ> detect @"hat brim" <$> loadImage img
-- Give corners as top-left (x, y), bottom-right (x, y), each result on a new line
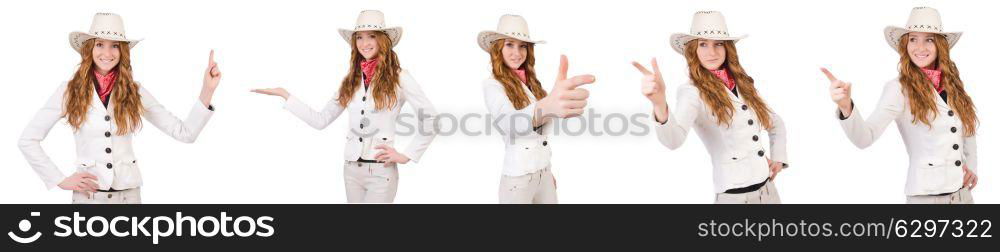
top-left (883, 26), bottom-right (961, 51)
top-left (339, 27), bottom-right (402, 48)
top-left (668, 33), bottom-right (746, 55)
top-left (477, 31), bottom-right (545, 52)
top-left (69, 31), bottom-right (141, 53)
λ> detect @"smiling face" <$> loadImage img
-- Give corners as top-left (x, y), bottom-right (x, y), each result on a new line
top-left (905, 32), bottom-right (939, 68)
top-left (354, 31), bottom-right (380, 60)
top-left (500, 39), bottom-right (529, 70)
top-left (91, 39), bottom-right (121, 74)
top-left (695, 39), bottom-right (726, 71)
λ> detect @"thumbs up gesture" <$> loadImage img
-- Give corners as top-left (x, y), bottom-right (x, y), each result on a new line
top-left (821, 68), bottom-right (853, 117)
top-left (632, 58), bottom-right (668, 123)
top-left (536, 55), bottom-right (596, 119)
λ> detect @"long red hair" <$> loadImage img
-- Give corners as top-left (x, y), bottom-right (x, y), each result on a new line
top-left (897, 34), bottom-right (977, 136)
top-left (683, 40), bottom-right (773, 129)
top-left (64, 39), bottom-right (143, 135)
top-left (488, 39), bottom-right (546, 110)
top-left (336, 31), bottom-right (401, 110)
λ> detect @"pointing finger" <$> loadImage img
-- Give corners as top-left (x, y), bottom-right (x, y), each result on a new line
top-left (631, 61), bottom-right (652, 75)
top-left (820, 67), bottom-right (838, 82)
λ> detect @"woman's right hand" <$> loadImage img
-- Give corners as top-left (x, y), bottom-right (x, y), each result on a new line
top-left (632, 58), bottom-right (668, 123)
top-left (535, 55), bottom-right (596, 120)
top-left (251, 87), bottom-right (290, 100)
top-left (821, 68), bottom-right (853, 117)
top-left (58, 172), bottom-right (98, 192)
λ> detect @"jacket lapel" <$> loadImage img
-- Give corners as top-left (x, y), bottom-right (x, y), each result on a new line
top-left (933, 90), bottom-right (950, 110)
top-left (725, 84), bottom-right (742, 104)
top-left (90, 84), bottom-right (107, 112)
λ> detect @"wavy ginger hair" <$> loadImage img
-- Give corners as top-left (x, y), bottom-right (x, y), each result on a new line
top-left (337, 31), bottom-right (401, 110)
top-left (64, 39), bottom-right (143, 135)
top-left (897, 33), bottom-right (977, 136)
top-left (683, 40), bottom-right (774, 129)
top-left (488, 39), bottom-right (546, 110)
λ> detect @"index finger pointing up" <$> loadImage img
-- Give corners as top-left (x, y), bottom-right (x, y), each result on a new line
top-left (557, 55), bottom-right (569, 81)
top-left (651, 58), bottom-right (661, 76)
top-left (820, 67), bottom-right (838, 82)
top-left (209, 50), bottom-right (215, 65)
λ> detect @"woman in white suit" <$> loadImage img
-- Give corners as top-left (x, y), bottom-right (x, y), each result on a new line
top-left (822, 7), bottom-right (978, 204)
top-left (633, 11), bottom-right (789, 204)
top-left (479, 15), bottom-right (596, 204)
top-left (18, 13), bottom-right (222, 204)
top-left (252, 10), bottom-right (438, 203)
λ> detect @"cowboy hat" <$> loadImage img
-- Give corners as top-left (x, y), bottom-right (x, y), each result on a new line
top-left (477, 14), bottom-right (545, 52)
top-left (338, 10), bottom-right (402, 48)
top-left (68, 13), bottom-right (142, 53)
top-left (668, 11), bottom-right (746, 55)
top-left (884, 7), bottom-right (962, 51)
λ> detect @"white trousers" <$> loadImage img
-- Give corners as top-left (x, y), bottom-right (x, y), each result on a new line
top-left (499, 167), bottom-right (557, 204)
top-left (72, 187), bottom-right (141, 204)
top-left (714, 180), bottom-right (781, 204)
top-left (906, 187), bottom-right (974, 204)
top-left (344, 161), bottom-right (399, 203)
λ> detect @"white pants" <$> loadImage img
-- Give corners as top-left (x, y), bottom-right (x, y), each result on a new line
top-left (714, 180), bottom-right (781, 204)
top-left (344, 161), bottom-right (398, 203)
top-left (72, 187), bottom-right (141, 204)
top-left (906, 187), bottom-right (974, 204)
top-left (499, 167), bottom-right (557, 204)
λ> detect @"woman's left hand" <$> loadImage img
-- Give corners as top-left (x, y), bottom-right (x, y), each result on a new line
top-left (374, 144), bottom-right (410, 165)
top-left (767, 158), bottom-right (783, 180)
top-left (200, 50), bottom-right (222, 107)
top-left (963, 165), bottom-right (978, 190)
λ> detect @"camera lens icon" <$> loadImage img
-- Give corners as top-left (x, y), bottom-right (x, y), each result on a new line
top-left (8, 212), bottom-right (42, 244)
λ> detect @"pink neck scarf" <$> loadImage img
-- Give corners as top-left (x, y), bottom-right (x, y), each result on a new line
top-left (710, 69), bottom-right (735, 90)
top-left (921, 66), bottom-right (943, 93)
top-left (93, 69), bottom-right (117, 103)
top-left (361, 57), bottom-right (379, 87)
top-left (513, 68), bottom-right (527, 84)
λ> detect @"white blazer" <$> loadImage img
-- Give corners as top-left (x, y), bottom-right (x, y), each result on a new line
top-left (482, 77), bottom-right (553, 177)
top-left (838, 79), bottom-right (977, 196)
top-left (654, 82), bottom-right (789, 193)
top-left (283, 69), bottom-right (438, 163)
top-left (19, 82), bottom-right (215, 190)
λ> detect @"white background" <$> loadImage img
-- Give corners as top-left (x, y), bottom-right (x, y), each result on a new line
top-left (0, 0), bottom-right (994, 203)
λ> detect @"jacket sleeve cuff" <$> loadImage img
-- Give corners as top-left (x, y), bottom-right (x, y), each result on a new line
top-left (401, 149), bottom-right (422, 164)
top-left (186, 99), bottom-right (215, 130)
top-left (44, 174), bottom-right (67, 191)
top-left (651, 108), bottom-right (668, 125)
top-left (837, 101), bottom-right (855, 120)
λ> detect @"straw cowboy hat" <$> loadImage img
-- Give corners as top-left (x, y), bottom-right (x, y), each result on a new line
top-left (669, 11), bottom-right (747, 55)
top-left (884, 7), bottom-right (962, 51)
top-left (338, 10), bottom-right (402, 48)
top-left (477, 14), bottom-right (545, 52)
top-left (68, 13), bottom-right (142, 53)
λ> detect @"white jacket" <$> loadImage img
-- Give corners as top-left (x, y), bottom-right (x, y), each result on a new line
top-left (654, 82), bottom-right (789, 193)
top-left (838, 79), bottom-right (977, 196)
top-left (19, 82), bottom-right (215, 190)
top-left (482, 78), bottom-right (553, 177)
top-left (283, 69), bottom-right (438, 162)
